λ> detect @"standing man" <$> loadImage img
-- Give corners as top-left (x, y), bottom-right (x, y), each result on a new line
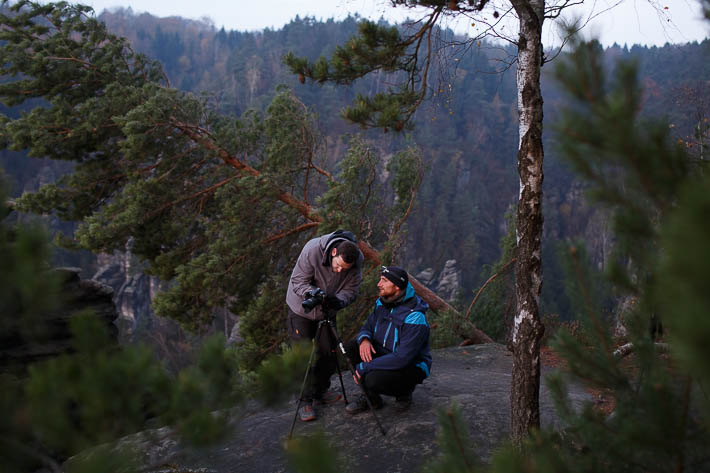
top-left (344, 265), bottom-right (431, 414)
top-left (286, 230), bottom-right (363, 422)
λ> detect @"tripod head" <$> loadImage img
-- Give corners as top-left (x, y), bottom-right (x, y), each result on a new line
top-left (322, 309), bottom-right (337, 323)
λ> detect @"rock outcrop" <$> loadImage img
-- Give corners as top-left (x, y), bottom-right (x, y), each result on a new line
top-left (435, 259), bottom-right (461, 301)
top-left (115, 344), bottom-right (590, 473)
top-left (415, 260), bottom-right (462, 302)
top-left (93, 246), bottom-right (165, 339)
top-left (414, 267), bottom-right (435, 287)
top-left (0, 267), bottom-right (118, 374)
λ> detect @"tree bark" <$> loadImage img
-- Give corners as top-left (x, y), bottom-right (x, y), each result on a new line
top-left (510, 0), bottom-right (546, 446)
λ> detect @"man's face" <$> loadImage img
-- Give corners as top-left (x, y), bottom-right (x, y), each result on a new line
top-left (377, 275), bottom-right (400, 298)
top-left (330, 248), bottom-right (353, 273)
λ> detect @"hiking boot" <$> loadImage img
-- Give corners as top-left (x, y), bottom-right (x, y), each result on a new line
top-left (345, 393), bottom-right (383, 415)
top-left (298, 402), bottom-right (316, 422)
top-left (394, 393), bottom-right (413, 411)
top-left (314, 390), bottom-right (343, 405)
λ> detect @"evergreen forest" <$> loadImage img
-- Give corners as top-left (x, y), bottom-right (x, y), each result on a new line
top-left (3, 6), bottom-right (709, 334)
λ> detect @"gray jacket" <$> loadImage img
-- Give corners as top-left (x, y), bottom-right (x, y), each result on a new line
top-left (286, 231), bottom-right (364, 321)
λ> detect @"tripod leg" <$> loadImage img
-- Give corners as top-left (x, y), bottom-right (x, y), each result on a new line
top-left (288, 323), bottom-right (323, 440)
top-left (328, 326), bottom-right (349, 404)
top-left (327, 324), bottom-right (387, 436)
top-left (333, 358), bottom-right (348, 404)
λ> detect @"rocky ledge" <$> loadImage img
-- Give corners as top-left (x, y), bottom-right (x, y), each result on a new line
top-left (124, 343), bottom-right (589, 473)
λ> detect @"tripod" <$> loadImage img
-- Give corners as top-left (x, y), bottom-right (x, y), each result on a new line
top-left (288, 315), bottom-right (387, 439)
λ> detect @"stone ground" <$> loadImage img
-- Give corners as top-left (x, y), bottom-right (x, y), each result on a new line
top-left (130, 343), bottom-right (590, 473)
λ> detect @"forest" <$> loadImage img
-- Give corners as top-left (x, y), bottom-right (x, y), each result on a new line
top-left (3, 6), bottom-right (709, 331)
top-left (1, 0), bottom-right (709, 472)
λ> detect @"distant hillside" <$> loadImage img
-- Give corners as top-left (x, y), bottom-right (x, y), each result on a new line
top-left (2, 5), bottom-right (708, 324)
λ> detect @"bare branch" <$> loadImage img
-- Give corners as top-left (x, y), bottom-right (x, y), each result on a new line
top-left (392, 158), bottom-right (424, 236)
top-left (544, 0), bottom-right (584, 19)
top-left (613, 342), bottom-right (670, 358)
top-left (463, 258), bottom-right (516, 320)
top-left (146, 174), bottom-right (240, 220)
top-left (358, 148), bottom-right (378, 215)
top-left (263, 222), bottom-right (320, 243)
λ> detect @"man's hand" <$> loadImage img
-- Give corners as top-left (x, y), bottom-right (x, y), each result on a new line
top-left (323, 294), bottom-right (345, 311)
top-left (359, 339), bottom-right (376, 363)
top-left (353, 369), bottom-right (362, 385)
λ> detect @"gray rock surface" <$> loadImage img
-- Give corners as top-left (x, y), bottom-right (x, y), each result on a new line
top-left (414, 268), bottom-right (435, 286)
top-left (93, 247), bottom-right (165, 339)
top-left (128, 344), bottom-right (589, 473)
top-left (413, 261), bottom-right (462, 303)
top-left (435, 259), bottom-right (461, 301)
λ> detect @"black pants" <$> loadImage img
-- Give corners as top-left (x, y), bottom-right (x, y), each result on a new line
top-left (287, 309), bottom-right (338, 402)
top-left (343, 339), bottom-right (425, 398)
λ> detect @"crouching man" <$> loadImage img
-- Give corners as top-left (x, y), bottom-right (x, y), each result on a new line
top-left (344, 265), bottom-right (431, 413)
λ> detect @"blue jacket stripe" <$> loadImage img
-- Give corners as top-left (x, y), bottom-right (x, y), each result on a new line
top-left (416, 361), bottom-right (430, 378)
top-left (393, 328), bottom-right (398, 352)
top-left (383, 322), bottom-right (392, 348)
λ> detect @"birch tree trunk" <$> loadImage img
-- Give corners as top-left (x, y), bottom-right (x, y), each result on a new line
top-left (509, 0), bottom-right (546, 445)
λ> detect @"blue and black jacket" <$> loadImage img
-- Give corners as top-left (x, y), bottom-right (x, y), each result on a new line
top-left (356, 283), bottom-right (432, 378)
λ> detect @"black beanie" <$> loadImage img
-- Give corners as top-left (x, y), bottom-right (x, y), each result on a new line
top-left (381, 265), bottom-right (408, 290)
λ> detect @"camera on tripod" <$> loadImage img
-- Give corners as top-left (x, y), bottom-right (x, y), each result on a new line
top-left (301, 287), bottom-right (326, 313)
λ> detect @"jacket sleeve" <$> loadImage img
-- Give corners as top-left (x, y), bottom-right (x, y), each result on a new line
top-left (334, 265), bottom-right (362, 308)
top-left (358, 311), bottom-right (429, 375)
top-left (356, 309), bottom-right (377, 345)
top-left (289, 242), bottom-right (318, 299)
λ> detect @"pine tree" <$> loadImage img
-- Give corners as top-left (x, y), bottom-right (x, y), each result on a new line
top-left (0, 1), bottom-right (462, 369)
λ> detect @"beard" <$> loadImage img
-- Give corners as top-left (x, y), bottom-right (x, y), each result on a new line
top-left (379, 288), bottom-right (404, 304)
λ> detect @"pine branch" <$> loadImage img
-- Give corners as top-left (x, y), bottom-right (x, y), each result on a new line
top-left (170, 117), bottom-right (320, 222)
top-left (676, 376), bottom-right (693, 473)
top-left (446, 407), bottom-right (475, 472)
top-left (0, 436), bottom-right (62, 473)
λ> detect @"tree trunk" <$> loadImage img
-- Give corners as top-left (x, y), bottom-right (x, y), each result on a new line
top-left (510, 0), bottom-right (546, 446)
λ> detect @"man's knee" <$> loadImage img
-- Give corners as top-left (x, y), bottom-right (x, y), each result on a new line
top-left (287, 312), bottom-right (313, 342)
top-left (363, 367), bottom-right (425, 397)
top-left (361, 370), bottom-right (393, 395)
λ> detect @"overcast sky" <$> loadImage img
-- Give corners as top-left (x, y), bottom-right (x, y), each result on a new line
top-left (81, 0), bottom-right (709, 47)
